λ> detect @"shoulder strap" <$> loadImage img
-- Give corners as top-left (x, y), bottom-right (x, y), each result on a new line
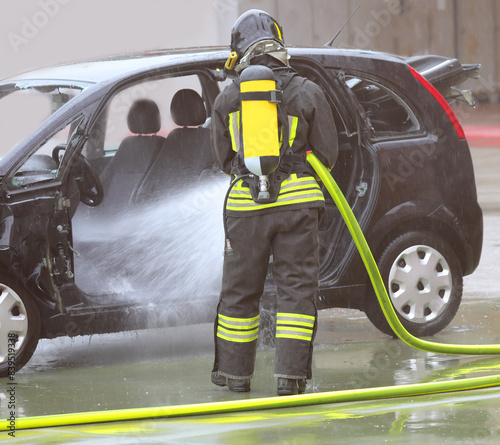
top-left (274, 69), bottom-right (297, 91)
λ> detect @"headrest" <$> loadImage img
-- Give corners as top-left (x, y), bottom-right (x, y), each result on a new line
top-left (127, 99), bottom-right (161, 134)
top-left (170, 89), bottom-right (207, 127)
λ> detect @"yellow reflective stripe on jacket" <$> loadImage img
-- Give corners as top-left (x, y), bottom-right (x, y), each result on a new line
top-left (226, 174), bottom-right (324, 211)
top-left (229, 177), bottom-right (320, 197)
top-left (217, 313), bottom-right (259, 343)
top-left (229, 111), bottom-right (241, 153)
top-left (276, 312), bottom-right (315, 342)
top-left (288, 115), bottom-right (298, 149)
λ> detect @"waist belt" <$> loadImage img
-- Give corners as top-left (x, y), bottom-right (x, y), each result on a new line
top-left (230, 152), bottom-right (314, 204)
top-left (278, 153), bottom-right (311, 176)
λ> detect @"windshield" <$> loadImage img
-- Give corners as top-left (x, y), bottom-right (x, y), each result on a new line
top-left (0, 84), bottom-right (84, 158)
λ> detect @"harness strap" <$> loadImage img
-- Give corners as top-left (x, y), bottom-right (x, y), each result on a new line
top-left (240, 90), bottom-right (283, 103)
top-left (277, 154), bottom-right (310, 175)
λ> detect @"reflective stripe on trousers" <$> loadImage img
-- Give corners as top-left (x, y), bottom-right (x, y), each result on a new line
top-left (212, 208), bottom-right (320, 380)
top-left (276, 312), bottom-right (315, 342)
top-left (216, 313), bottom-right (260, 343)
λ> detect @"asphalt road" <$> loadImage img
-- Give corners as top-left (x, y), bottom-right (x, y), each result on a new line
top-left (1, 146), bottom-right (499, 444)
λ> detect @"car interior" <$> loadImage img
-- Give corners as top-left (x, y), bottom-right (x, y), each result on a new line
top-left (66, 67), bottom-right (359, 304)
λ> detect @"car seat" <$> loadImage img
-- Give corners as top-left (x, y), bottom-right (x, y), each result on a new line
top-left (133, 89), bottom-right (213, 202)
top-left (99, 98), bottom-right (166, 211)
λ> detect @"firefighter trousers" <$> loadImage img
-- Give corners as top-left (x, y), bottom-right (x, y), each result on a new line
top-left (213, 207), bottom-right (320, 380)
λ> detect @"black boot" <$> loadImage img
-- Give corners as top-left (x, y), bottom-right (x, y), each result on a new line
top-left (211, 371), bottom-right (251, 392)
top-left (277, 378), bottom-right (307, 396)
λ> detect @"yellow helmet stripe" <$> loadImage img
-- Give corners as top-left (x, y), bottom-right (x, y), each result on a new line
top-left (274, 22), bottom-right (282, 40)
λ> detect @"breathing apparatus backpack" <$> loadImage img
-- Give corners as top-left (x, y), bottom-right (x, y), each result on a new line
top-left (231, 64), bottom-right (304, 203)
top-left (222, 64), bottom-right (311, 255)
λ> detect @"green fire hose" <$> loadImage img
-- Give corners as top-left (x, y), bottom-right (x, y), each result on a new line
top-left (306, 151), bottom-right (500, 355)
top-left (2, 152), bottom-right (499, 432)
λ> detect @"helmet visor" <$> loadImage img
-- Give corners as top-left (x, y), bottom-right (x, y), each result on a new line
top-left (235, 40), bottom-right (288, 73)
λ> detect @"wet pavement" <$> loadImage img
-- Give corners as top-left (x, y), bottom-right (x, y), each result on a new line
top-left (1, 144), bottom-right (500, 444)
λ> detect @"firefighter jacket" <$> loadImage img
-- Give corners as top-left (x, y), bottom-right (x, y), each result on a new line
top-left (211, 66), bottom-right (338, 215)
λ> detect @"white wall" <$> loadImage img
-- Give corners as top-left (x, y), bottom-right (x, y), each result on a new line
top-left (2, 0), bottom-right (498, 99)
top-left (0, 0), bottom-right (239, 80)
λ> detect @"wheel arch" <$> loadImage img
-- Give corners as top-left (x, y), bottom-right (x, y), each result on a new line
top-left (367, 200), bottom-right (467, 275)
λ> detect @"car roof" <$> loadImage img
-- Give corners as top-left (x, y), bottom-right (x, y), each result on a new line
top-left (0, 46), bottom-right (409, 176)
top-left (1, 47), bottom-right (230, 86)
top-left (2, 46), bottom-right (407, 86)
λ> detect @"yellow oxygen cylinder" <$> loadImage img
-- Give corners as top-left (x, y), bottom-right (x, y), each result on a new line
top-left (240, 65), bottom-right (281, 201)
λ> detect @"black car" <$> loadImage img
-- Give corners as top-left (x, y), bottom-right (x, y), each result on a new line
top-left (0, 47), bottom-right (482, 376)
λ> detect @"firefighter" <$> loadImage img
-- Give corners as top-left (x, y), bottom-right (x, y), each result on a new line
top-left (211, 9), bottom-right (338, 395)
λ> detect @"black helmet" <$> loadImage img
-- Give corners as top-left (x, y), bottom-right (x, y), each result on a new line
top-left (225, 10), bottom-right (286, 72)
top-left (230, 9), bottom-right (284, 57)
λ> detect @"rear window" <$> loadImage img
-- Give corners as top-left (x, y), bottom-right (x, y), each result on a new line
top-left (345, 75), bottom-right (421, 138)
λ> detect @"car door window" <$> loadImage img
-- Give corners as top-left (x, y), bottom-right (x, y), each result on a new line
top-left (81, 73), bottom-right (214, 207)
top-left (0, 86), bottom-right (83, 158)
top-left (345, 75), bottom-right (421, 137)
top-left (100, 74), bottom-right (204, 154)
top-left (10, 117), bottom-right (82, 189)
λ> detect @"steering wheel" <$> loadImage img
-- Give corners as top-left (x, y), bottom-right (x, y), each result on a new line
top-left (75, 153), bottom-right (104, 207)
top-left (52, 144), bottom-right (104, 207)
top-left (52, 143), bottom-right (66, 166)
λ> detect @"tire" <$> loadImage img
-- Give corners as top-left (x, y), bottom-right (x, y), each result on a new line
top-left (364, 231), bottom-right (463, 337)
top-left (0, 278), bottom-right (41, 377)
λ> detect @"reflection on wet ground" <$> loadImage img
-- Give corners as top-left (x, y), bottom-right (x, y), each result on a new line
top-left (5, 300), bottom-right (500, 444)
top-left (1, 146), bottom-right (500, 443)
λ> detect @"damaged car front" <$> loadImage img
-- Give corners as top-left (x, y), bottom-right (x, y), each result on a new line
top-left (0, 78), bottom-right (97, 375)
top-left (0, 51), bottom-right (230, 377)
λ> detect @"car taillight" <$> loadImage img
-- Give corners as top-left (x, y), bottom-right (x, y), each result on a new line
top-left (408, 65), bottom-right (466, 140)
